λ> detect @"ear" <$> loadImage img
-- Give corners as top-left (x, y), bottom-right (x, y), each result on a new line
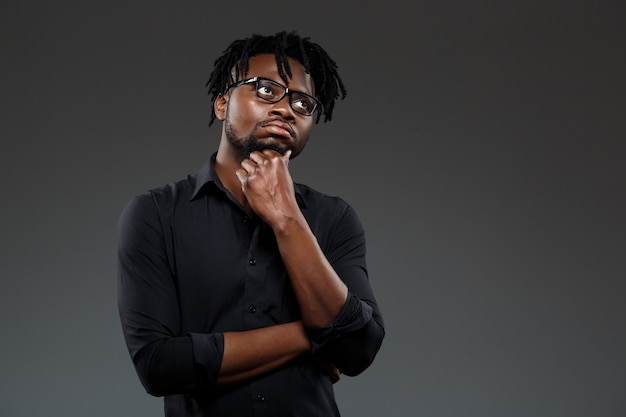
top-left (214, 94), bottom-right (228, 121)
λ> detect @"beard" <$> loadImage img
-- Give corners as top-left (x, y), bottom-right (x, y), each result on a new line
top-left (243, 138), bottom-right (289, 156)
top-left (225, 123), bottom-right (289, 161)
top-left (224, 112), bottom-right (305, 161)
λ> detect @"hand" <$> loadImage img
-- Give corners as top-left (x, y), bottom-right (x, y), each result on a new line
top-left (236, 149), bottom-right (301, 228)
top-left (316, 358), bottom-right (341, 384)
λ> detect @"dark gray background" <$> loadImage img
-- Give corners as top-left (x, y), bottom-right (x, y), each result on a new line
top-left (1, 1), bottom-right (624, 416)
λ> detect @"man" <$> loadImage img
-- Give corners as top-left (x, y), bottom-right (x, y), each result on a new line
top-left (117, 30), bottom-right (385, 416)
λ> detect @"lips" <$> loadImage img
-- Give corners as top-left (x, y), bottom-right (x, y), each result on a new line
top-left (261, 119), bottom-right (294, 139)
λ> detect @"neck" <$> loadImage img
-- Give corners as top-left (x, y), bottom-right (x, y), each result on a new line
top-left (215, 140), bottom-right (253, 214)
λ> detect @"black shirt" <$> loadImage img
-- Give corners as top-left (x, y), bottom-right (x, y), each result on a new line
top-left (117, 153), bottom-right (385, 416)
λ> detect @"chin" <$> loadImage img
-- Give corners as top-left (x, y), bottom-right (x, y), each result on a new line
top-left (245, 142), bottom-right (290, 156)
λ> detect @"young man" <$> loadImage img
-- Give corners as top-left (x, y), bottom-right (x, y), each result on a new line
top-left (117, 30), bottom-right (385, 416)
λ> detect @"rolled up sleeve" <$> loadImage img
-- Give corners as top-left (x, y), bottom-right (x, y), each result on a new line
top-left (307, 201), bottom-right (385, 376)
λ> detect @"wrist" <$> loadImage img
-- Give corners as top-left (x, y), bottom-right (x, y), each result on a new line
top-left (270, 211), bottom-right (306, 237)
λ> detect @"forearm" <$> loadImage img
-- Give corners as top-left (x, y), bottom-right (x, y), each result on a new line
top-left (217, 321), bottom-right (311, 386)
top-left (235, 150), bottom-right (384, 372)
top-left (274, 215), bottom-right (348, 329)
top-left (127, 321), bottom-right (311, 394)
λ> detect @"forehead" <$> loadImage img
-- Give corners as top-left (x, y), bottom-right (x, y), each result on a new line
top-left (244, 54), bottom-right (315, 94)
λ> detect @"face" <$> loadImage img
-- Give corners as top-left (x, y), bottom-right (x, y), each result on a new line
top-left (215, 54), bottom-right (316, 160)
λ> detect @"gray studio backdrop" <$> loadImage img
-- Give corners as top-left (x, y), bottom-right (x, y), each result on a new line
top-left (1, 1), bottom-right (624, 416)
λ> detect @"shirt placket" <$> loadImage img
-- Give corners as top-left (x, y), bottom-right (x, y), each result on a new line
top-left (242, 220), bottom-right (269, 330)
top-left (243, 220), bottom-right (275, 414)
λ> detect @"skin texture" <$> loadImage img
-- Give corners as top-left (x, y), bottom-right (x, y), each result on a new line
top-left (211, 54), bottom-right (347, 386)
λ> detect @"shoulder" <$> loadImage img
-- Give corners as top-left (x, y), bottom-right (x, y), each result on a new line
top-left (119, 175), bottom-right (197, 224)
top-left (147, 175), bottom-right (196, 204)
top-left (295, 182), bottom-right (363, 230)
top-left (295, 182), bottom-right (351, 210)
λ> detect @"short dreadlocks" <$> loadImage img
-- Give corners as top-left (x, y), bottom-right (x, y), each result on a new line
top-left (206, 30), bottom-right (347, 125)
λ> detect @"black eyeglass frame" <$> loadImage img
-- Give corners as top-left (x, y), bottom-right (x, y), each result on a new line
top-left (225, 76), bottom-right (321, 116)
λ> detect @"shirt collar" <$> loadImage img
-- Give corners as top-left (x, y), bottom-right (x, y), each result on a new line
top-left (190, 152), bottom-right (306, 208)
top-left (190, 152), bottom-right (220, 201)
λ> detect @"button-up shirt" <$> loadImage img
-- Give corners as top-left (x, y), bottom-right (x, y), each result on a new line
top-left (117, 153), bottom-right (385, 416)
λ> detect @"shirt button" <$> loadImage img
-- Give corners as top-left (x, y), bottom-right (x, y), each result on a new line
top-left (249, 305), bottom-right (256, 313)
top-left (248, 258), bottom-right (256, 266)
top-left (257, 394), bottom-right (265, 402)
top-left (243, 216), bottom-right (248, 223)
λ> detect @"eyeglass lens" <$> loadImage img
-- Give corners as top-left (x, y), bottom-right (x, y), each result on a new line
top-left (255, 78), bottom-right (317, 116)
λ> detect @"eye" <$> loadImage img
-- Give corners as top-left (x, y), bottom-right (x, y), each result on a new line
top-left (256, 80), bottom-right (279, 99)
top-left (292, 96), bottom-right (316, 114)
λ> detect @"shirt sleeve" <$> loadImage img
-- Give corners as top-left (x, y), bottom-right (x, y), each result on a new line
top-left (306, 201), bottom-right (385, 377)
top-left (117, 193), bottom-right (224, 397)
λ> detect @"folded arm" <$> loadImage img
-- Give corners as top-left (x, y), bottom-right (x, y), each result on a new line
top-left (236, 150), bottom-right (385, 376)
top-left (117, 194), bottom-right (312, 396)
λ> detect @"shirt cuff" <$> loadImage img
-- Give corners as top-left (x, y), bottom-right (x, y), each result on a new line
top-left (189, 332), bottom-right (224, 388)
top-left (306, 292), bottom-right (374, 353)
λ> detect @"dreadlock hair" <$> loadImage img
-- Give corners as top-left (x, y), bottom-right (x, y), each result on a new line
top-left (205, 30), bottom-right (347, 126)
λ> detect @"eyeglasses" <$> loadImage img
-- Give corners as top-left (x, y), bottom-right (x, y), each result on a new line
top-left (226, 76), bottom-right (321, 117)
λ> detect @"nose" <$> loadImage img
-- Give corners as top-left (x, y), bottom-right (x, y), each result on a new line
top-left (268, 95), bottom-right (296, 120)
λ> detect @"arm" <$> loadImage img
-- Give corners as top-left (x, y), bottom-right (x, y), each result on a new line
top-left (237, 150), bottom-right (347, 328)
top-left (306, 203), bottom-right (385, 376)
top-left (218, 321), bottom-right (310, 386)
top-left (117, 193), bottom-right (311, 396)
top-left (237, 150), bottom-right (385, 375)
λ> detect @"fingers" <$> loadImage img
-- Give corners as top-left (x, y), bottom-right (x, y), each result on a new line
top-left (236, 151), bottom-right (277, 186)
top-left (241, 149), bottom-right (289, 174)
top-left (235, 168), bottom-right (248, 184)
top-left (249, 149), bottom-right (284, 164)
top-left (236, 149), bottom-right (297, 225)
top-left (316, 358), bottom-right (341, 384)
top-left (239, 157), bottom-right (258, 176)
